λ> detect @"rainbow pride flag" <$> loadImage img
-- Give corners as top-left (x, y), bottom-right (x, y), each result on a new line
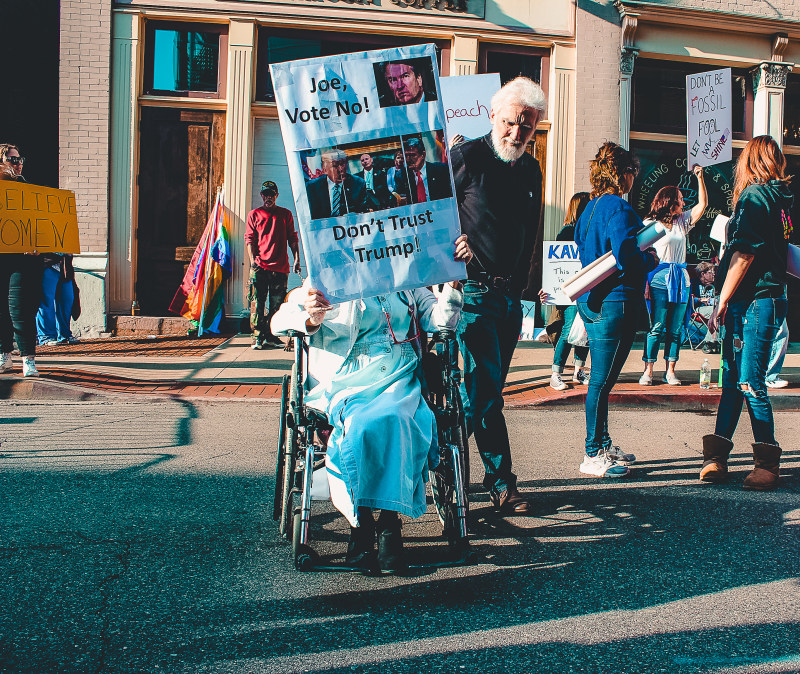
top-left (169, 189), bottom-right (232, 334)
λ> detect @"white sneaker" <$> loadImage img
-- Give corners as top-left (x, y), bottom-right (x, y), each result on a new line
top-left (663, 372), bottom-right (681, 386)
top-left (765, 378), bottom-right (788, 389)
top-left (580, 453), bottom-right (630, 478)
top-left (550, 372), bottom-right (568, 391)
top-left (639, 372), bottom-right (653, 386)
top-left (604, 445), bottom-right (636, 465)
top-left (22, 357), bottom-right (39, 378)
top-left (572, 368), bottom-right (590, 385)
top-left (0, 352), bottom-right (11, 373)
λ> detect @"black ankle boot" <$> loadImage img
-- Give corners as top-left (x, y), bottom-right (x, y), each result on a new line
top-left (346, 510), bottom-right (375, 570)
top-left (377, 511), bottom-right (405, 574)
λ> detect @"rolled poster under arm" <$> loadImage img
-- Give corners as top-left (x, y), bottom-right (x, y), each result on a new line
top-left (561, 222), bottom-right (665, 302)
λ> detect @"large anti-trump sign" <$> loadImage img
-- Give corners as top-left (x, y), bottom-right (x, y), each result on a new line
top-left (270, 44), bottom-right (465, 303)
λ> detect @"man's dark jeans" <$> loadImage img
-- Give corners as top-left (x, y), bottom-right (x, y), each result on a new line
top-left (248, 267), bottom-right (287, 343)
top-left (577, 298), bottom-right (640, 456)
top-left (457, 281), bottom-right (522, 493)
top-left (715, 296), bottom-right (787, 445)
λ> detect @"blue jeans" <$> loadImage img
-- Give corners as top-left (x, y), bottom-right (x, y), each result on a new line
top-left (458, 281), bottom-right (522, 492)
top-left (36, 266), bottom-right (74, 343)
top-left (766, 319), bottom-right (789, 382)
top-left (553, 304), bottom-right (589, 372)
top-left (715, 297), bottom-right (787, 445)
top-left (577, 299), bottom-right (640, 456)
top-left (643, 286), bottom-right (688, 363)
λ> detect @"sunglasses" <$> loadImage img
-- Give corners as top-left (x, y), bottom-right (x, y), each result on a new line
top-left (6, 156), bottom-right (24, 166)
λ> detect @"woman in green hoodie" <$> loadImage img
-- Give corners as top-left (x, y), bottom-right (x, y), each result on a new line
top-left (700, 135), bottom-right (793, 491)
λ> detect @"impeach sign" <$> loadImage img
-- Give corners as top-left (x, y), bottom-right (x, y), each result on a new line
top-left (0, 182), bottom-right (80, 254)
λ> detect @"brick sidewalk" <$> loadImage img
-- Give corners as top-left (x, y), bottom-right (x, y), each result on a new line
top-left (35, 335), bottom-right (229, 358)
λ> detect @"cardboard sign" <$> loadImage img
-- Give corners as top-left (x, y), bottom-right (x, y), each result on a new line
top-left (440, 73), bottom-right (500, 144)
top-left (541, 240), bottom-right (582, 305)
top-left (270, 44), bottom-right (465, 303)
top-left (687, 68), bottom-right (732, 168)
top-left (0, 182), bottom-right (80, 254)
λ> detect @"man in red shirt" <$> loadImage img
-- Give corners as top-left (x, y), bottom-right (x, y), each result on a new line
top-left (245, 181), bottom-right (301, 349)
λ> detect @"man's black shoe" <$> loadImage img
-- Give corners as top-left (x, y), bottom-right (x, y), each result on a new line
top-left (346, 522), bottom-right (376, 573)
top-left (377, 514), bottom-right (406, 574)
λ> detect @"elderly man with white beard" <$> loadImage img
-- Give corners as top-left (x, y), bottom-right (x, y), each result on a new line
top-left (451, 76), bottom-right (546, 516)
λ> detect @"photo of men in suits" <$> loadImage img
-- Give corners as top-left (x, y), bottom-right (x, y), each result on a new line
top-left (356, 153), bottom-right (391, 211)
top-left (402, 136), bottom-right (452, 203)
top-left (374, 57), bottom-right (438, 108)
top-left (306, 149), bottom-right (367, 220)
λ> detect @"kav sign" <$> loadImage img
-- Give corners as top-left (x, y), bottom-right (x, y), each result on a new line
top-left (541, 241), bottom-right (582, 306)
top-left (686, 68), bottom-right (732, 168)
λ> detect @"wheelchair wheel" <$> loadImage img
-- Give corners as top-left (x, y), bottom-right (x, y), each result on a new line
top-left (279, 365), bottom-right (300, 539)
top-left (273, 375), bottom-right (290, 522)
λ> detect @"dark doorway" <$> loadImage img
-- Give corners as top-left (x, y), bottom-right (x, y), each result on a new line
top-left (0, 1), bottom-right (59, 187)
top-left (136, 107), bottom-right (225, 315)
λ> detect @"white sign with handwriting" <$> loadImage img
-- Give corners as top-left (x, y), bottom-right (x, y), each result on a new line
top-left (687, 68), bottom-right (732, 168)
top-left (440, 73), bottom-right (500, 144)
top-left (541, 240), bottom-right (582, 306)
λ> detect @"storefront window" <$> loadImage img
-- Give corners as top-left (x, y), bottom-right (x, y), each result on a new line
top-left (629, 140), bottom-right (738, 265)
top-left (256, 30), bottom-right (447, 102)
top-left (144, 22), bottom-right (226, 96)
top-left (784, 74), bottom-right (800, 147)
top-left (632, 59), bottom-right (751, 138)
top-left (484, 51), bottom-right (541, 85)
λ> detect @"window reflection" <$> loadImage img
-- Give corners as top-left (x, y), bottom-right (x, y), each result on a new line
top-left (152, 29), bottom-right (219, 93)
top-left (784, 75), bottom-right (800, 147)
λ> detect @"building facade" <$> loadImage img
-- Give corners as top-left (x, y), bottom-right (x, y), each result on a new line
top-left (56, 0), bottom-right (800, 334)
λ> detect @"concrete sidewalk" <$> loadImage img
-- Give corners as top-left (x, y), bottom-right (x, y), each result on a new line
top-left (1, 333), bottom-right (799, 407)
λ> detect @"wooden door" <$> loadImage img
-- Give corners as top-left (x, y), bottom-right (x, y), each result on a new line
top-left (136, 107), bottom-right (225, 316)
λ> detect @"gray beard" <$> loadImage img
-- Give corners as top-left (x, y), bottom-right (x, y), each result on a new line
top-left (491, 127), bottom-right (526, 163)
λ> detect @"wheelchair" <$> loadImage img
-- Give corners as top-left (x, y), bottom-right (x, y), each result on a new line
top-left (273, 328), bottom-right (471, 572)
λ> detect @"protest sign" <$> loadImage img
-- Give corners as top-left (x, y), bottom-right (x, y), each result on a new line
top-left (270, 44), bottom-right (465, 304)
top-left (0, 182), bottom-right (80, 254)
top-left (687, 68), bottom-right (732, 168)
top-left (440, 73), bottom-right (500, 144)
top-left (541, 240), bottom-right (581, 305)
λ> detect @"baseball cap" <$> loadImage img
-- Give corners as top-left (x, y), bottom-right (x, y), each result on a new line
top-left (260, 180), bottom-right (278, 195)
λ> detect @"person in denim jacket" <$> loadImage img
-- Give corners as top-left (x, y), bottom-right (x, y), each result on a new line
top-left (573, 142), bottom-right (658, 478)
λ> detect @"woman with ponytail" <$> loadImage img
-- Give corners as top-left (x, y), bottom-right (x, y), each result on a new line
top-left (573, 142), bottom-right (658, 477)
top-left (700, 135), bottom-right (793, 491)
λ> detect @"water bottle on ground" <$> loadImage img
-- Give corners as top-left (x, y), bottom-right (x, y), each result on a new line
top-left (700, 358), bottom-right (711, 389)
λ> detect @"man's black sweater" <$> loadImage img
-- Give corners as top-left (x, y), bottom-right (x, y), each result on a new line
top-left (450, 133), bottom-right (542, 294)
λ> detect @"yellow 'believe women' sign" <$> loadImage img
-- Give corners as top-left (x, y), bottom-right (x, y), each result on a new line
top-left (0, 181), bottom-right (80, 254)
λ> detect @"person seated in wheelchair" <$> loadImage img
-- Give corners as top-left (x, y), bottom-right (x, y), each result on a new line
top-left (271, 234), bottom-right (472, 573)
top-left (691, 261), bottom-right (720, 353)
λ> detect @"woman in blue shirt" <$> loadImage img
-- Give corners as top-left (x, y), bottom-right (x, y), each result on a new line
top-left (573, 142), bottom-right (658, 477)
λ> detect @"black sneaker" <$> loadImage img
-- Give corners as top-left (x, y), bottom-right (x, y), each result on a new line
top-left (377, 514), bottom-right (406, 574)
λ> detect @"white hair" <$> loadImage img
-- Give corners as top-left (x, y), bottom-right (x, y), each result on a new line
top-left (490, 77), bottom-right (546, 115)
top-left (321, 149), bottom-right (347, 164)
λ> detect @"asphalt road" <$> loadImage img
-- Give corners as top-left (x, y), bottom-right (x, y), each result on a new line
top-left (0, 398), bottom-right (799, 673)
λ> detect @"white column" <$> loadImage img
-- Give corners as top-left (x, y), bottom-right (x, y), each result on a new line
top-left (543, 43), bottom-right (577, 240)
top-left (108, 11), bottom-right (140, 314)
top-left (223, 20), bottom-right (256, 318)
top-left (451, 35), bottom-right (478, 76)
top-left (752, 62), bottom-right (792, 148)
top-left (619, 47), bottom-right (637, 150)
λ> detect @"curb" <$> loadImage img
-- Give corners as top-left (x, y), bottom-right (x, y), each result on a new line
top-left (3, 373), bottom-right (800, 410)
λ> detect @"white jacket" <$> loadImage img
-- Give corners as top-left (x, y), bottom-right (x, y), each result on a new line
top-left (270, 281), bottom-right (463, 388)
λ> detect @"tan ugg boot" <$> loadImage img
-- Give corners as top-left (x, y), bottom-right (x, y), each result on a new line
top-left (742, 442), bottom-right (781, 491)
top-left (699, 434), bottom-right (734, 483)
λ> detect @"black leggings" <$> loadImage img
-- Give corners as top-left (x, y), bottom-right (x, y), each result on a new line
top-left (0, 254), bottom-right (42, 356)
